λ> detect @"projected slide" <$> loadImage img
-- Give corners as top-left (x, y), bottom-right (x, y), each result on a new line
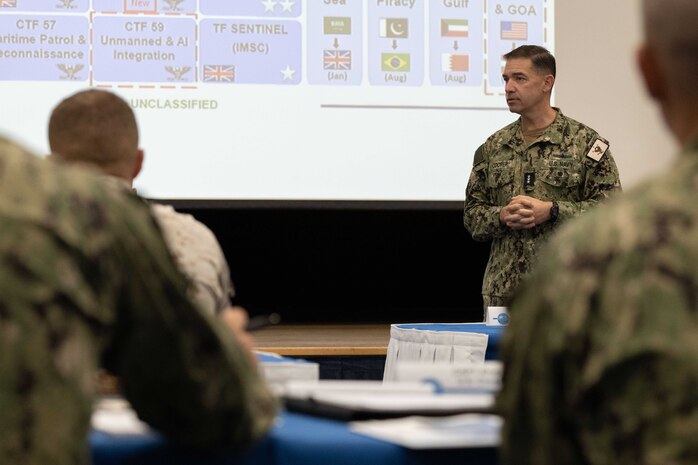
top-left (0, 0), bottom-right (554, 201)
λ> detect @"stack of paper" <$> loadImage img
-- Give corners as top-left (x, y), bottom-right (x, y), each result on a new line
top-left (91, 397), bottom-right (151, 435)
top-left (255, 351), bottom-right (320, 388)
top-left (392, 360), bottom-right (503, 392)
top-left (279, 380), bottom-right (495, 421)
top-left (350, 413), bottom-right (502, 449)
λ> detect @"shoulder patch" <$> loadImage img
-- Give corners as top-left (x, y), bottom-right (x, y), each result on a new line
top-left (586, 139), bottom-right (609, 162)
top-left (473, 143), bottom-right (485, 166)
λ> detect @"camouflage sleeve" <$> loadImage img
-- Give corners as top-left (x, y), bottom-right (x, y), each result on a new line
top-left (557, 144), bottom-right (622, 223)
top-left (463, 144), bottom-right (509, 241)
top-left (103, 192), bottom-right (277, 451)
top-left (572, 353), bottom-right (698, 465)
top-left (498, 209), bottom-right (698, 465)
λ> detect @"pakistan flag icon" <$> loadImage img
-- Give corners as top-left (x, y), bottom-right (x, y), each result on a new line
top-left (381, 53), bottom-right (410, 72)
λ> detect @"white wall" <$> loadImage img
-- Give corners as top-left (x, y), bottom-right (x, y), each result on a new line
top-left (556, 0), bottom-right (676, 189)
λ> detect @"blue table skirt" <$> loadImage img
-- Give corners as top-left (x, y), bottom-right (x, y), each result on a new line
top-left (91, 410), bottom-right (499, 465)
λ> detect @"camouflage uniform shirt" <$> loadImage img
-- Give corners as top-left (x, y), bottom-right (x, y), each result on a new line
top-left (0, 137), bottom-right (277, 465)
top-left (497, 136), bottom-right (698, 465)
top-left (150, 203), bottom-right (235, 315)
top-left (463, 109), bottom-right (621, 310)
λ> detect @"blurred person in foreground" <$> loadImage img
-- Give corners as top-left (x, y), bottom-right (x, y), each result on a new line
top-left (0, 134), bottom-right (276, 465)
top-left (498, 1), bottom-right (698, 464)
top-left (48, 88), bottom-right (234, 316)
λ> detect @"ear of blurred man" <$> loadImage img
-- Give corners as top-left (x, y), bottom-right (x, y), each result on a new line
top-left (131, 149), bottom-right (144, 182)
top-left (637, 45), bottom-right (666, 102)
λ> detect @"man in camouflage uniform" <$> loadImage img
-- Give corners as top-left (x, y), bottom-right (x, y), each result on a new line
top-left (463, 45), bottom-right (621, 316)
top-left (497, 1), bottom-right (698, 463)
top-left (0, 136), bottom-right (276, 465)
top-left (48, 88), bottom-right (236, 316)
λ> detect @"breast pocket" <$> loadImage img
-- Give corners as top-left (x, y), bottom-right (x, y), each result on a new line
top-left (487, 161), bottom-right (515, 204)
top-left (539, 158), bottom-right (582, 193)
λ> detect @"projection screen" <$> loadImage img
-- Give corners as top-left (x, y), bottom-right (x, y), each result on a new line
top-left (0, 0), bottom-right (554, 201)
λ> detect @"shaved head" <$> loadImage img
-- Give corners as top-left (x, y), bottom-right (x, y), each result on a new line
top-left (642, 0), bottom-right (698, 98)
top-left (638, 0), bottom-right (698, 143)
top-left (48, 89), bottom-right (140, 180)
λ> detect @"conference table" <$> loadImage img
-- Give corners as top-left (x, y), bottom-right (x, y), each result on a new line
top-left (252, 323), bottom-right (391, 380)
top-left (252, 323), bottom-right (503, 360)
top-left (91, 326), bottom-right (503, 465)
top-left (253, 324), bottom-right (391, 356)
top-left (90, 409), bottom-right (500, 465)
top-left (252, 323), bottom-right (504, 381)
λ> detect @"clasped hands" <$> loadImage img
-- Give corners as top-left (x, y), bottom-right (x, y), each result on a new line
top-left (500, 195), bottom-right (553, 230)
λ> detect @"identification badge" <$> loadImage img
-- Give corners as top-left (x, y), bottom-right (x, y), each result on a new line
top-left (524, 172), bottom-right (535, 191)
